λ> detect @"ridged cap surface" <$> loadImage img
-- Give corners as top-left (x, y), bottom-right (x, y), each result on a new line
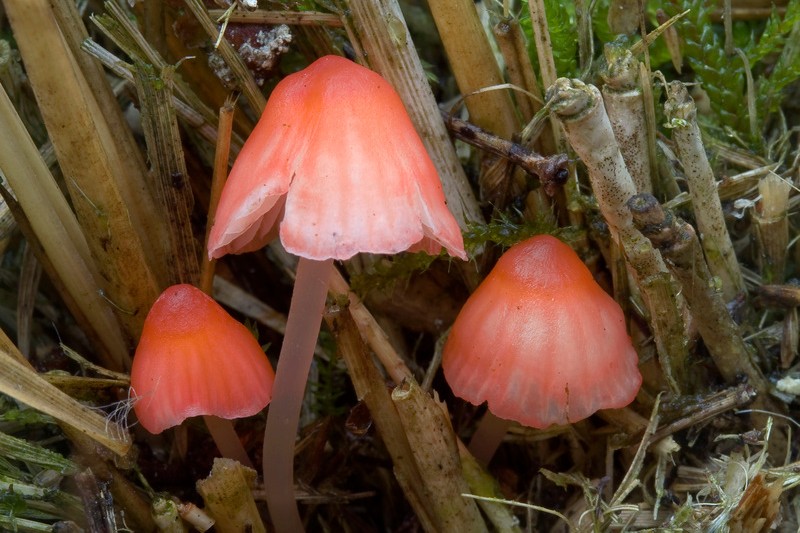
top-left (131, 284), bottom-right (274, 434)
top-left (208, 55), bottom-right (466, 261)
top-left (443, 235), bottom-right (641, 428)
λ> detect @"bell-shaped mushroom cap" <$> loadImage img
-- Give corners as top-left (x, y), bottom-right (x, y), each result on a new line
top-left (207, 55), bottom-right (466, 262)
top-left (442, 235), bottom-right (641, 429)
top-left (130, 284), bottom-right (275, 434)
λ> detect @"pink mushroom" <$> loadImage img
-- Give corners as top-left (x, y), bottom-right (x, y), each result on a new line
top-left (443, 235), bottom-right (641, 462)
top-left (207, 55), bottom-right (465, 262)
top-left (207, 55), bottom-right (466, 531)
top-left (130, 284), bottom-right (274, 434)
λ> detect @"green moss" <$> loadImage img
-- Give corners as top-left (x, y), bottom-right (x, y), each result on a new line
top-left (349, 252), bottom-right (441, 297)
top-left (659, 0), bottom-right (800, 148)
top-left (520, 0), bottom-right (579, 77)
top-left (463, 209), bottom-right (569, 253)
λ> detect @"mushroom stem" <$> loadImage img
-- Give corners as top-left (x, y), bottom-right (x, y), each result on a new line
top-left (262, 257), bottom-right (333, 532)
top-left (468, 412), bottom-right (512, 467)
top-left (200, 99), bottom-right (254, 470)
top-left (203, 415), bottom-right (254, 469)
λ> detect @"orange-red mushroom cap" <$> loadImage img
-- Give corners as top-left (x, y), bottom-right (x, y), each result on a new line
top-left (130, 284), bottom-right (275, 434)
top-left (207, 55), bottom-right (466, 262)
top-left (442, 235), bottom-right (641, 429)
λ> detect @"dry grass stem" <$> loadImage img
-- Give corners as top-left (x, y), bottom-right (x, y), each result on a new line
top-left (16, 244), bottom-right (41, 358)
top-left (182, 0), bottom-right (266, 113)
top-left (344, 0), bottom-right (482, 229)
top-left (6, 0), bottom-right (163, 343)
top-left (207, 9), bottom-right (344, 26)
top-left (325, 307), bottom-right (439, 531)
top-left (50, 0), bottom-right (169, 280)
top-left (213, 276), bottom-right (287, 334)
top-left (0, 329), bottom-right (131, 457)
top-left (548, 78), bottom-right (688, 392)
top-left (753, 171), bottom-right (791, 283)
top-left (665, 81), bottom-right (746, 301)
top-left (627, 194), bottom-right (773, 405)
top-left (757, 283), bottom-right (800, 308)
top-left (391, 380), bottom-right (486, 531)
top-left (493, 18), bottom-right (541, 122)
top-left (527, 0), bottom-right (562, 149)
top-left (201, 99), bottom-right (236, 293)
top-left (0, 84), bottom-right (130, 368)
top-left (329, 275), bottom-right (511, 530)
top-left (42, 374), bottom-right (129, 392)
top-left (664, 162), bottom-right (777, 210)
top-left (610, 395), bottom-right (663, 507)
top-left (426, 0), bottom-right (517, 138)
top-left (81, 39), bottom-right (235, 155)
top-left (638, 62), bottom-right (662, 193)
top-left (91, 2), bottom-right (245, 148)
top-left (458, 443), bottom-right (522, 532)
top-left (329, 268), bottom-right (413, 385)
top-left (134, 63), bottom-right (201, 285)
top-left (196, 458), bottom-right (266, 533)
top-left (602, 48), bottom-right (653, 193)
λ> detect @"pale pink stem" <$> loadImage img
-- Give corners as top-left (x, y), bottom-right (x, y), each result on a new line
top-left (203, 415), bottom-right (254, 469)
top-left (467, 411), bottom-right (512, 466)
top-left (262, 257), bottom-right (333, 531)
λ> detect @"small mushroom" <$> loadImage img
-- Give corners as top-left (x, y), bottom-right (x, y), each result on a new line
top-left (207, 55), bottom-right (466, 531)
top-left (130, 284), bottom-right (274, 434)
top-left (443, 235), bottom-right (641, 459)
top-left (207, 54), bottom-right (466, 262)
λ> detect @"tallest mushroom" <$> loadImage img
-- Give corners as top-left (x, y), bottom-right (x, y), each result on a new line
top-left (208, 55), bottom-right (467, 531)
